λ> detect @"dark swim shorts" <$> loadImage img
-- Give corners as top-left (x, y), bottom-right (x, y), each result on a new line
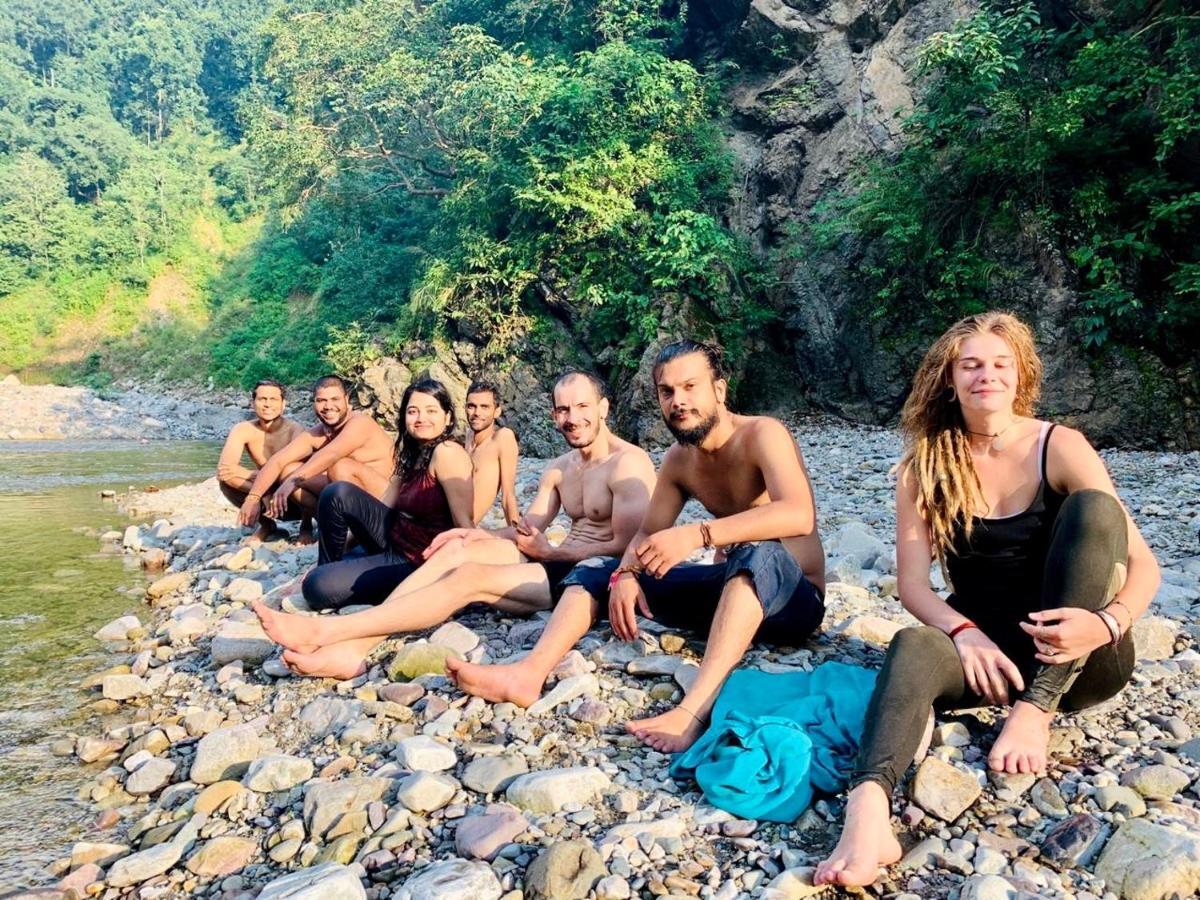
top-left (541, 559), bottom-right (581, 603)
top-left (559, 541), bottom-right (825, 647)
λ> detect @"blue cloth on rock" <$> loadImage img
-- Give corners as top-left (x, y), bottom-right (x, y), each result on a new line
top-left (670, 662), bottom-right (878, 823)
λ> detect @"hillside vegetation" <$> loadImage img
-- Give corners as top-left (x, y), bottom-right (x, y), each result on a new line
top-left (0, 0), bottom-right (1195, 422)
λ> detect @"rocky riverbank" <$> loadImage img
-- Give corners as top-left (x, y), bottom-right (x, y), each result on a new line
top-left (29, 420), bottom-right (1200, 900)
top-left (0, 377), bottom-right (245, 442)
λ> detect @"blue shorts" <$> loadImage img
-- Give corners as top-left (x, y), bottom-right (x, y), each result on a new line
top-left (560, 541), bottom-right (825, 647)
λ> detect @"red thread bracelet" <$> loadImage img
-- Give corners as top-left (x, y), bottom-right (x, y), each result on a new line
top-left (608, 565), bottom-right (641, 591)
top-left (947, 621), bottom-right (978, 640)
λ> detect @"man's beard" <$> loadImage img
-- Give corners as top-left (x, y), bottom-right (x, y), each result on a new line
top-left (667, 409), bottom-right (719, 446)
top-left (561, 426), bottom-right (596, 449)
top-left (469, 419), bottom-right (493, 434)
top-left (321, 409), bottom-right (349, 429)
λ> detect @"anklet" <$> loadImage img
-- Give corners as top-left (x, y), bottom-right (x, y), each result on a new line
top-left (678, 706), bottom-right (702, 722)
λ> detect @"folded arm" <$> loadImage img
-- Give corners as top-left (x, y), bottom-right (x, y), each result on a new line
top-left (216, 423), bottom-right (255, 487)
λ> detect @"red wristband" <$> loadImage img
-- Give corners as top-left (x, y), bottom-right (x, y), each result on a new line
top-left (608, 565), bottom-right (642, 591)
top-left (947, 621), bottom-right (977, 640)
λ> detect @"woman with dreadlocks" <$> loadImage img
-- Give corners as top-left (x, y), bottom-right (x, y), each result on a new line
top-left (817, 311), bottom-right (1159, 887)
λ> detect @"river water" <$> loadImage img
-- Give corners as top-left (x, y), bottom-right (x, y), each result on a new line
top-left (0, 440), bottom-right (218, 891)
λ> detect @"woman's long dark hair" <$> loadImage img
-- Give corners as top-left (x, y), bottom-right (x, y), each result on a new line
top-left (394, 379), bottom-right (458, 481)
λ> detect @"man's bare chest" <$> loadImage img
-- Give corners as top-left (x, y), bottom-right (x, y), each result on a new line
top-left (681, 466), bottom-right (766, 518)
top-left (559, 466), bottom-right (612, 521)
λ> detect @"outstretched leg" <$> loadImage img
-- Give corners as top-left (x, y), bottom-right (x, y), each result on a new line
top-left (259, 539), bottom-right (543, 647)
top-left (448, 586), bottom-right (599, 707)
top-left (818, 627), bottom-right (968, 887)
top-left (381, 535), bottom-right (520, 602)
top-left (628, 573), bottom-right (763, 753)
top-left (814, 781), bottom-right (903, 886)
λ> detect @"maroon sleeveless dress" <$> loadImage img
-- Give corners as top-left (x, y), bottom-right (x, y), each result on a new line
top-left (389, 469), bottom-right (454, 564)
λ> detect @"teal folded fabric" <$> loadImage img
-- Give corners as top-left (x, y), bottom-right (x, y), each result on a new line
top-left (670, 662), bottom-right (878, 823)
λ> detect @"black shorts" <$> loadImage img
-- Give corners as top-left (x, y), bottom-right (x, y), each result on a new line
top-left (542, 559), bottom-right (580, 603)
top-left (559, 541), bottom-right (825, 647)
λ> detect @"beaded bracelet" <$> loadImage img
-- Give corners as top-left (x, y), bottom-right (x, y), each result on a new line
top-left (699, 521), bottom-right (714, 550)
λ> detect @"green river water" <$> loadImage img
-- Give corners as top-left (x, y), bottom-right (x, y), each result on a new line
top-left (0, 440), bottom-right (218, 892)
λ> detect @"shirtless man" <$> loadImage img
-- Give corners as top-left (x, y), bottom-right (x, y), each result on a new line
top-left (450, 340), bottom-right (826, 753)
top-left (238, 375), bottom-right (395, 531)
top-left (217, 379), bottom-right (311, 543)
top-left (465, 379), bottom-right (520, 526)
top-left (252, 370), bottom-right (656, 680)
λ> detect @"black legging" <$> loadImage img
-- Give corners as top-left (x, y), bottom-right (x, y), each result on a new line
top-left (301, 482), bottom-right (415, 611)
top-left (851, 489), bottom-right (1134, 794)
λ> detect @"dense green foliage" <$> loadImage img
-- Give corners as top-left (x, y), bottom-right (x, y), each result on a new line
top-left (812, 0), bottom-right (1200, 358)
top-left (5, 0), bottom-right (1192, 396)
top-left (0, 0), bottom-right (763, 386)
top-left (0, 0), bottom-right (276, 374)
top-left (233, 0), bottom-right (762, 376)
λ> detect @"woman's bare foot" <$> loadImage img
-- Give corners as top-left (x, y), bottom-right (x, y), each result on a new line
top-left (815, 782), bottom-right (902, 887)
top-left (626, 706), bottom-right (706, 753)
top-left (445, 657), bottom-right (544, 708)
top-left (252, 600), bottom-right (325, 653)
top-left (282, 644), bottom-right (368, 680)
top-left (988, 700), bottom-right (1053, 774)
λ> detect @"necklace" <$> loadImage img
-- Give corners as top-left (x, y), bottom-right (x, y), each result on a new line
top-left (966, 418), bottom-right (1021, 452)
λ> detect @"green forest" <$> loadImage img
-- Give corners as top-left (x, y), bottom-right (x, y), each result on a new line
top-left (0, 0), bottom-right (1196, 393)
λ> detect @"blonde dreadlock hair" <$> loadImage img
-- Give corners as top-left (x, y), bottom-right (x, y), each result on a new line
top-left (899, 311), bottom-right (1043, 566)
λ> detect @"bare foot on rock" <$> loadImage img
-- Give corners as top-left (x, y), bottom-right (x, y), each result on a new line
top-left (282, 644), bottom-right (368, 680)
top-left (445, 657), bottom-right (543, 708)
top-left (296, 521), bottom-right (316, 546)
top-left (815, 781), bottom-right (902, 887)
top-left (626, 706), bottom-right (706, 753)
top-left (244, 521), bottom-right (275, 545)
top-left (253, 600), bottom-right (323, 653)
top-left (988, 699), bottom-right (1053, 775)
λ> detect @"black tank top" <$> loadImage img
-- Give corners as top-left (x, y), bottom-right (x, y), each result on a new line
top-left (945, 423), bottom-right (1066, 636)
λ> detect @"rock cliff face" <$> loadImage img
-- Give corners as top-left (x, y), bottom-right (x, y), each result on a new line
top-left (695, 0), bottom-right (1199, 449)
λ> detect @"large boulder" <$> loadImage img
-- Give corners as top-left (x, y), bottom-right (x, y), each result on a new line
top-left (357, 358), bottom-right (412, 424)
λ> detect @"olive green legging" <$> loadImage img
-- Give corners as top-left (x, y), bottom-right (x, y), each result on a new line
top-left (850, 489), bottom-right (1135, 794)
